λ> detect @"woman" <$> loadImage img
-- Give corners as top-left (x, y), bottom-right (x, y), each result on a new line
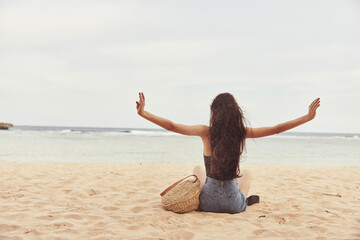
top-left (136, 92), bottom-right (320, 213)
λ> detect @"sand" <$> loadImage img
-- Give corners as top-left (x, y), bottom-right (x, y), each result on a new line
top-left (0, 161), bottom-right (359, 240)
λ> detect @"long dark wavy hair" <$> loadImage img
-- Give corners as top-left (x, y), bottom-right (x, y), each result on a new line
top-left (209, 93), bottom-right (247, 180)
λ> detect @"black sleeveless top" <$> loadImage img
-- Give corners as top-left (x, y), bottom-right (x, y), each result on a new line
top-left (204, 155), bottom-right (239, 181)
top-left (204, 155), bottom-right (218, 179)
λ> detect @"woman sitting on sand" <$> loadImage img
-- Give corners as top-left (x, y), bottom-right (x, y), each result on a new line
top-left (136, 92), bottom-right (320, 213)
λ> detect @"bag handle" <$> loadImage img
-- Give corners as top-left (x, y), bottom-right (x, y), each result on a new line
top-left (160, 175), bottom-right (198, 197)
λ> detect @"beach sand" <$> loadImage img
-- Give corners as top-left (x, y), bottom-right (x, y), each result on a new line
top-left (0, 161), bottom-right (359, 240)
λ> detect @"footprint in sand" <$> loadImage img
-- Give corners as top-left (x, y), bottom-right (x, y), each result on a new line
top-left (146, 188), bottom-right (158, 194)
top-left (175, 230), bottom-right (195, 240)
top-left (61, 189), bottom-right (72, 194)
top-left (12, 193), bottom-right (25, 199)
top-left (131, 206), bottom-right (146, 213)
top-left (127, 225), bottom-right (143, 231)
top-left (64, 214), bottom-right (84, 220)
top-left (86, 215), bottom-right (102, 220)
top-left (273, 215), bottom-right (287, 224)
top-left (24, 228), bottom-right (42, 235)
top-left (94, 222), bottom-right (106, 228)
top-left (119, 219), bottom-right (132, 225)
top-left (253, 229), bottom-right (268, 235)
top-left (0, 224), bottom-right (21, 232)
top-left (291, 204), bottom-right (300, 210)
top-left (224, 216), bottom-right (239, 223)
top-left (102, 206), bottom-right (119, 211)
top-left (136, 198), bottom-right (149, 203)
top-left (36, 214), bottom-right (56, 221)
top-left (53, 222), bottom-right (74, 229)
top-left (88, 189), bottom-right (100, 196)
top-left (107, 186), bottom-right (119, 191)
top-left (351, 232), bottom-right (360, 240)
top-left (307, 225), bottom-right (327, 233)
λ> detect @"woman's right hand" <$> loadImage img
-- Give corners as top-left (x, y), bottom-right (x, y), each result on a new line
top-left (136, 92), bottom-right (145, 116)
top-left (307, 98), bottom-right (320, 121)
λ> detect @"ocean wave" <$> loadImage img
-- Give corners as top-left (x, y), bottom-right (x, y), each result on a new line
top-left (74, 130), bottom-right (180, 137)
top-left (59, 129), bottom-right (82, 134)
top-left (127, 130), bottom-right (180, 136)
top-left (270, 135), bottom-right (360, 140)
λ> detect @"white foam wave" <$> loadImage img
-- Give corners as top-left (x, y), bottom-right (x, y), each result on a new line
top-left (270, 135), bottom-right (360, 140)
top-left (128, 130), bottom-right (180, 136)
top-left (60, 129), bottom-right (82, 134)
top-left (88, 130), bottom-right (180, 137)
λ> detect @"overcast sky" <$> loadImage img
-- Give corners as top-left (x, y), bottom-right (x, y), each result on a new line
top-left (1, 0), bottom-right (359, 133)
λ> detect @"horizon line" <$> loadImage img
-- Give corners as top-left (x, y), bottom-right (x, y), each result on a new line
top-left (10, 124), bottom-right (360, 135)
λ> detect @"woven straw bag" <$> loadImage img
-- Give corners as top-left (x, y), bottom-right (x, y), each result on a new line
top-left (160, 175), bottom-right (200, 213)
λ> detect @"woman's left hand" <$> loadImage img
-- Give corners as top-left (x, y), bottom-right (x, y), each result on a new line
top-left (136, 92), bottom-right (145, 116)
top-left (307, 98), bottom-right (320, 121)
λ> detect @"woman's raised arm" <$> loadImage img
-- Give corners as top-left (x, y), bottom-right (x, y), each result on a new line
top-left (136, 92), bottom-right (208, 137)
top-left (246, 98), bottom-right (320, 138)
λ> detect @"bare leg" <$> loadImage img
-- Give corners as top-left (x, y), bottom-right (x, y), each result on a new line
top-left (236, 169), bottom-right (252, 198)
top-left (193, 165), bottom-right (206, 189)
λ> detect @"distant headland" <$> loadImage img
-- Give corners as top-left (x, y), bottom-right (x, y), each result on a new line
top-left (0, 123), bottom-right (13, 130)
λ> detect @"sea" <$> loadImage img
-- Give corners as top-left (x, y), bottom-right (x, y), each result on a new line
top-left (0, 126), bottom-right (359, 166)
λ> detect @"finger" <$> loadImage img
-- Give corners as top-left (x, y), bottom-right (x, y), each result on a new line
top-left (311, 98), bottom-right (320, 106)
top-left (311, 102), bottom-right (320, 112)
top-left (313, 100), bottom-right (320, 107)
top-left (314, 99), bottom-right (320, 107)
top-left (310, 98), bottom-right (320, 109)
top-left (142, 92), bottom-right (145, 102)
top-left (309, 103), bottom-right (316, 111)
top-left (310, 102), bottom-right (319, 110)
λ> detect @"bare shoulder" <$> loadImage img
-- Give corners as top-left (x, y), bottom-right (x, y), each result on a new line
top-left (197, 125), bottom-right (209, 137)
top-left (169, 123), bottom-right (209, 137)
top-left (191, 124), bottom-right (209, 138)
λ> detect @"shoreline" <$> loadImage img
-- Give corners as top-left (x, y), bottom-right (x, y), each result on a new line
top-left (9, 125), bottom-right (360, 136)
top-left (0, 162), bottom-right (359, 239)
top-left (1, 159), bottom-right (360, 166)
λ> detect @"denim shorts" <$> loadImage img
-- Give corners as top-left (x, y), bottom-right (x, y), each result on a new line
top-left (199, 176), bottom-right (247, 214)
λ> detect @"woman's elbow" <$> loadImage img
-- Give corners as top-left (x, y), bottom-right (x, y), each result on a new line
top-left (273, 125), bottom-right (282, 135)
top-left (164, 121), bottom-right (175, 131)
